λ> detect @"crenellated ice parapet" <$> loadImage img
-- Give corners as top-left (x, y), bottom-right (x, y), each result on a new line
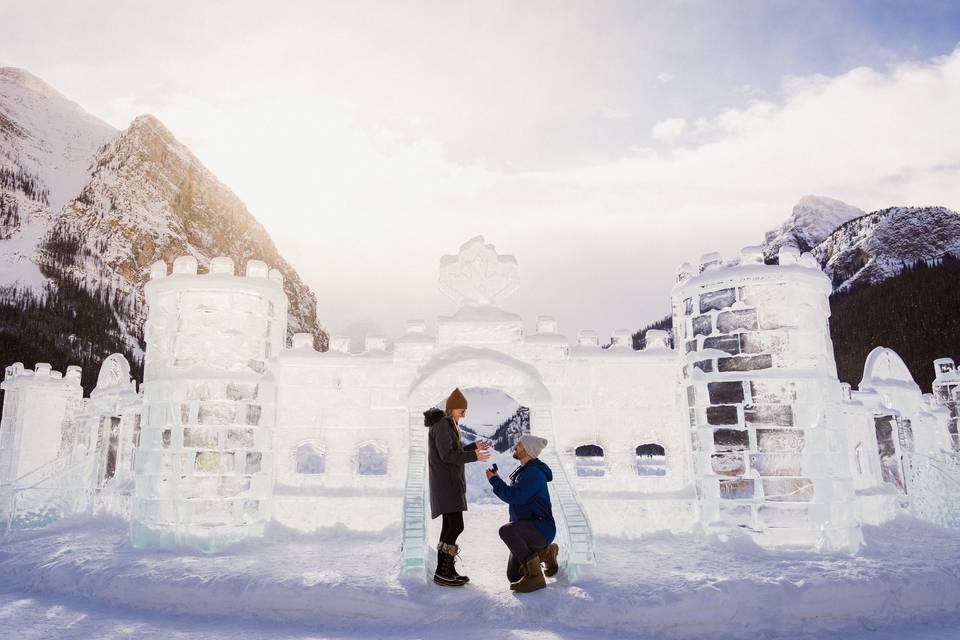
top-left (144, 257), bottom-right (289, 378)
top-left (0, 362), bottom-right (83, 484)
top-left (672, 245), bottom-right (862, 552)
top-left (133, 256), bottom-right (285, 551)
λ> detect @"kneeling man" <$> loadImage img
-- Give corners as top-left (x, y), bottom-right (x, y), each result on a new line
top-left (486, 435), bottom-right (560, 593)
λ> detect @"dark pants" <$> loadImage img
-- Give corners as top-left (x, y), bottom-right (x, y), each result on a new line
top-left (439, 511), bottom-right (464, 545)
top-left (499, 521), bottom-right (547, 582)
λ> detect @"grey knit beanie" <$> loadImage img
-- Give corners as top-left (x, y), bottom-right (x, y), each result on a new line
top-left (519, 435), bottom-right (548, 458)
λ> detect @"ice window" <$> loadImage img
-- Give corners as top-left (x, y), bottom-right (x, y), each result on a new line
top-left (575, 444), bottom-right (605, 477)
top-left (358, 443), bottom-right (388, 476)
top-left (103, 416), bottom-right (121, 482)
top-left (635, 443), bottom-right (666, 476)
top-left (295, 442), bottom-right (326, 475)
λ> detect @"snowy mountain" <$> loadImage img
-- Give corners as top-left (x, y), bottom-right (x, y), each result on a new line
top-left (0, 67), bottom-right (328, 390)
top-left (763, 195), bottom-right (865, 261)
top-left (812, 206), bottom-right (960, 291)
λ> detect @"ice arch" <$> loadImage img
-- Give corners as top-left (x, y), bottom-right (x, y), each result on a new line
top-left (406, 346), bottom-right (552, 411)
top-left (400, 346), bottom-right (595, 579)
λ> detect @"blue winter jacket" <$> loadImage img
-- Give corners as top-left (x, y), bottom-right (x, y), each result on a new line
top-left (489, 458), bottom-right (556, 543)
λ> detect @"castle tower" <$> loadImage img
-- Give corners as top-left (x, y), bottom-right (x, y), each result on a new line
top-left (932, 358), bottom-right (960, 450)
top-left (132, 256), bottom-right (288, 550)
top-left (671, 245), bottom-right (861, 551)
top-left (0, 363), bottom-right (82, 484)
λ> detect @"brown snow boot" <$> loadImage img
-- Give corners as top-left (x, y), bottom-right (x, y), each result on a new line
top-left (539, 543), bottom-right (559, 577)
top-left (511, 552), bottom-right (546, 593)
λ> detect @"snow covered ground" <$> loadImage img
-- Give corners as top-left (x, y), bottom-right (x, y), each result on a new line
top-left (3, 507), bottom-right (960, 639)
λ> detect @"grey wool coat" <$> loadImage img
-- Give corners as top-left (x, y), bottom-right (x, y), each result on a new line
top-left (424, 408), bottom-right (478, 519)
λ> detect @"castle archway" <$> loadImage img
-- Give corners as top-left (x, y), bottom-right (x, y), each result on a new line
top-left (400, 347), bottom-right (594, 581)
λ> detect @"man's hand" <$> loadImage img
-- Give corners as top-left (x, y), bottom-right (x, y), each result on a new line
top-left (485, 468), bottom-right (497, 481)
top-left (476, 449), bottom-right (491, 462)
top-left (476, 439), bottom-right (491, 451)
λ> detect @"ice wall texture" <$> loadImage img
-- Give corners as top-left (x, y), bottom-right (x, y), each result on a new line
top-left (672, 245), bottom-right (862, 552)
top-left (132, 256), bottom-right (287, 551)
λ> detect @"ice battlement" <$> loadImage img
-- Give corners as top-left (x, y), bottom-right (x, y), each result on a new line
top-left (142, 255), bottom-right (289, 382)
top-left (147, 256), bottom-right (285, 288)
top-left (674, 245), bottom-right (826, 289)
top-left (2, 361), bottom-right (82, 386)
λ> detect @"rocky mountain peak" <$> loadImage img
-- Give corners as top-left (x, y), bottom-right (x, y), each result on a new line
top-left (0, 67), bottom-right (68, 101)
top-left (1, 67), bottom-right (328, 391)
top-left (813, 205), bottom-right (960, 291)
top-left (764, 195), bottom-right (864, 261)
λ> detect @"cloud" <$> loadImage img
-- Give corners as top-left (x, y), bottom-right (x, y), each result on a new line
top-left (294, 47), bottom-right (960, 336)
top-left (651, 117), bottom-right (688, 141)
top-left (656, 71), bottom-right (673, 83)
top-left (32, 36), bottom-right (960, 340)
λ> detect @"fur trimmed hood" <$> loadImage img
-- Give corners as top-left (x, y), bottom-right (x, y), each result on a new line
top-left (423, 407), bottom-right (446, 427)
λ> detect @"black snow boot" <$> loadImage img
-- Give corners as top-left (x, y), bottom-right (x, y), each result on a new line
top-left (446, 543), bottom-right (470, 583)
top-left (433, 543), bottom-right (467, 587)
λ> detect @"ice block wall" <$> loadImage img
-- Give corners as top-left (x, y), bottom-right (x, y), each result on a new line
top-left (0, 363), bottom-right (83, 484)
top-left (132, 256), bottom-right (288, 550)
top-left (672, 245), bottom-right (862, 551)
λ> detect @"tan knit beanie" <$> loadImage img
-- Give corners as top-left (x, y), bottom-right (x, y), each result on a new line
top-left (445, 388), bottom-right (468, 414)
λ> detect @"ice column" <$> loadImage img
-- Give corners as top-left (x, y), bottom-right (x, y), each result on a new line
top-left (672, 246), bottom-right (862, 551)
top-left (0, 363), bottom-right (83, 484)
top-left (132, 257), bottom-right (288, 550)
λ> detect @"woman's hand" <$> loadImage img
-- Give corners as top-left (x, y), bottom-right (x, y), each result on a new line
top-left (475, 449), bottom-right (491, 462)
top-left (476, 439), bottom-right (491, 451)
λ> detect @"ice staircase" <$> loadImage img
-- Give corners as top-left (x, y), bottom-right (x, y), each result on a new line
top-left (400, 413), bottom-right (429, 575)
top-left (538, 447), bottom-right (596, 579)
top-left (0, 451), bottom-right (97, 533)
top-left (911, 451), bottom-right (960, 528)
top-left (400, 410), bottom-right (596, 580)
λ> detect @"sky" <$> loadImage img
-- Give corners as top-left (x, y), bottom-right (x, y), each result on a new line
top-left (2, 0), bottom-right (959, 342)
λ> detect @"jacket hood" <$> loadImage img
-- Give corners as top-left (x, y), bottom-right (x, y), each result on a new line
top-left (529, 457), bottom-right (553, 482)
top-left (423, 407), bottom-right (446, 427)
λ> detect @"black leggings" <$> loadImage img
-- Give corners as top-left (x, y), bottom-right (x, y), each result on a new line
top-left (439, 511), bottom-right (464, 545)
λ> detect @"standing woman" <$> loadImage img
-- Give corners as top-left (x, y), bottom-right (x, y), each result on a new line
top-left (424, 387), bottom-right (490, 587)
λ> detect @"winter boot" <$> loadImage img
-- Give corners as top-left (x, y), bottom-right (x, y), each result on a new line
top-left (433, 544), bottom-right (467, 587)
top-left (539, 543), bottom-right (559, 577)
top-left (511, 552), bottom-right (546, 593)
top-left (445, 543), bottom-right (470, 583)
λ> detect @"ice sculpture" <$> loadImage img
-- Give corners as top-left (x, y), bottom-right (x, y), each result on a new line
top-left (672, 245), bottom-right (862, 551)
top-left (439, 235), bottom-right (519, 307)
top-left (3, 237), bottom-right (960, 560)
top-left (131, 256), bottom-right (287, 550)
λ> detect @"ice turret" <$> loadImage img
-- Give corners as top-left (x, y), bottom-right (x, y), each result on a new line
top-left (0, 362), bottom-right (83, 483)
top-left (932, 358), bottom-right (960, 450)
top-left (671, 245), bottom-right (862, 552)
top-left (132, 256), bottom-right (289, 550)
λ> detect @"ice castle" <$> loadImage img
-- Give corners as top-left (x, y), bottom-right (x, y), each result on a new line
top-left (2, 237), bottom-right (959, 577)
